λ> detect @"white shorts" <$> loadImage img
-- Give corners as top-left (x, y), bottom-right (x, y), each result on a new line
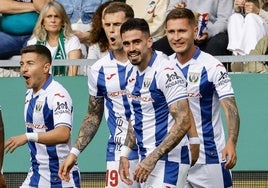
top-left (106, 159), bottom-right (140, 188)
top-left (141, 160), bottom-right (190, 188)
top-left (184, 162), bottom-right (232, 188)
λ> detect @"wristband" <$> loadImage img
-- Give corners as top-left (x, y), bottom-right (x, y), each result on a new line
top-left (70, 147), bottom-right (81, 157)
top-left (189, 137), bottom-right (200, 144)
top-left (120, 145), bottom-right (132, 158)
top-left (25, 133), bottom-right (38, 142)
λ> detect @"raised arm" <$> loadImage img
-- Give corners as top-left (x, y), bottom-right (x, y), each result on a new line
top-left (220, 96), bottom-right (240, 169)
top-left (0, 0), bottom-right (35, 14)
top-left (58, 95), bottom-right (104, 181)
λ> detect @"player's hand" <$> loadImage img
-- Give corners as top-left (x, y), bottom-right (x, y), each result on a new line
top-left (222, 140), bottom-right (237, 169)
top-left (119, 156), bottom-right (132, 185)
top-left (58, 153), bottom-right (77, 182)
top-left (5, 134), bottom-right (28, 153)
top-left (190, 144), bottom-right (200, 166)
top-left (133, 156), bottom-right (156, 183)
top-left (0, 173), bottom-right (7, 188)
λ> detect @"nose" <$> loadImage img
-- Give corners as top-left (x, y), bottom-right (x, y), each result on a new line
top-left (20, 64), bottom-right (27, 74)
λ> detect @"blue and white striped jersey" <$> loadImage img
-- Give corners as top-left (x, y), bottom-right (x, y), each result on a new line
top-left (125, 51), bottom-right (190, 163)
top-left (88, 51), bottom-right (139, 161)
top-left (23, 75), bottom-right (80, 187)
top-left (170, 48), bottom-right (235, 164)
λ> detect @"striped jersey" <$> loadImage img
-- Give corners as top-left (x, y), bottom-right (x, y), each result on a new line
top-left (23, 75), bottom-right (80, 187)
top-left (88, 51), bottom-right (138, 161)
top-left (125, 51), bottom-right (190, 163)
top-left (169, 48), bottom-right (235, 164)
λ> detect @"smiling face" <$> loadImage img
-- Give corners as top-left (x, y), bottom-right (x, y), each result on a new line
top-left (43, 7), bottom-right (63, 34)
top-left (122, 29), bottom-right (153, 71)
top-left (102, 11), bottom-right (128, 51)
top-left (20, 52), bottom-right (50, 93)
top-left (166, 18), bottom-right (197, 56)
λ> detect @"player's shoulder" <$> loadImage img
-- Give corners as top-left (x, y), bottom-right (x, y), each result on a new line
top-left (90, 52), bottom-right (113, 70)
top-left (198, 50), bottom-right (222, 66)
top-left (47, 80), bottom-right (71, 98)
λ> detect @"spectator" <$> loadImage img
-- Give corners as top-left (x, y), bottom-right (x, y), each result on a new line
top-left (5, 44), bottom-right (80, 188)
top-left (231, 35), bottom-right (268, 72)
top-left (27, 1), bottom-right (82, 76)
top-left (227, 0), bottom-right (268, 56)
top-left (79, 1), bottom-right (114, 76)
top-left (56, 0), bottom-right (109, 59)
top-left (126, 0), bottom-right (169, 40)
top-left (0, 0), bottom-right (50, 60)
top-left (0, 106), bottom-right (6, 188)
top-left (153, 0), bottom-right (233, 57)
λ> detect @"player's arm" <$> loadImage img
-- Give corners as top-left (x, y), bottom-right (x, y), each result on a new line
top-left (133, 98), bottom-right (191, 183)
top-left (119, 120), bottom-right (136, 185)
top-left (220, 96), bottom-right (240, 169)
top-left (0, 107), bottom-right (7, 188)
top-left (58, 95), bottom-right (104, 181)
top-left (187, 109), bottom-right (200, 166)
top-left (5, 123), bottom-right (71, 154)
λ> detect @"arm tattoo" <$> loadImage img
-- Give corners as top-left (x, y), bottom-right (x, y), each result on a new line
top-left (149, 99), bottom-right (191, 161)
top-left (124, 121), bottom-right (136, 149)
top-left (221, 97), bottom-right (240, 145)
top-left (74, 95), bottom-right (104, 152)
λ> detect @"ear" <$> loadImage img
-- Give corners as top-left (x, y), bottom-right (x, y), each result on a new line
top-left (147, 36), bottom-right (153, 48)
top-left (43, 62), bottom-right (51, 73)
top-left (193, 26), bottom-right (198, 38)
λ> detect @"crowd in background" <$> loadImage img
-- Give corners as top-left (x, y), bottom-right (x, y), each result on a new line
top-left (0, 0), bottom-right (267, 76)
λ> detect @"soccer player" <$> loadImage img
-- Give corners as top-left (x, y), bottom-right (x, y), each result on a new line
top-left (0, 106), bottom-right (6, 188)
top-left (58, 2), bottom-right (140, 188)
top-left (4, 45), bottom-right (80, 188)
top-left (119, 18), bottom-right (197, 187)
top-left (166, 8), bottom-right (240, 188)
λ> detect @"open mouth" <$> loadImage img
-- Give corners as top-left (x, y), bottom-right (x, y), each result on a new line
top-left (23, 75), bottom-right (30, 81)
top-left (110, 37), bottom-right (116, 42)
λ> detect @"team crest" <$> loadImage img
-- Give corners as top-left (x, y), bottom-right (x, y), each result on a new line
top-left (35, 101), bottom-right (43, 113)
top-left (143, 78), bottom-right (152, 89)
top-left (188, 72), bottom-right (200, 84)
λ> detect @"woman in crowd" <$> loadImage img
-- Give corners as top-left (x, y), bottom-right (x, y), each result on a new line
top-left (27, 1), bottom-right (82, 76)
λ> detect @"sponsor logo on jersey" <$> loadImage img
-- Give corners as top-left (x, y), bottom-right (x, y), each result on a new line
top-left (106, 73), bottom-right (116, 80)
top-left (188, 92), bottom-right (202, 98)
top-left (215, 71), bottom-right (230, 87)
top-left (54, 93), bottom-right (65, 98)
top-left (54, 101), bottom-right (71, 115)
top-left (129, 77), bottom-right (135, 83)
top-left (25, 122), bottom-right (47, 129)
top-left (108, 89), bottom-right (129, 97)
top-left (165, 71), bottom-right (185, 88)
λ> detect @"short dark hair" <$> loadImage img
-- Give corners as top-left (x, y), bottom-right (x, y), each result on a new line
top-left (165, 8), bottom-right (196, 26)
top-left (21, 45), bottom-right (52, 64)
top-left (103, 2), bottom-right (134, 19)
top-left (120, 18), bottom-right (150, 36)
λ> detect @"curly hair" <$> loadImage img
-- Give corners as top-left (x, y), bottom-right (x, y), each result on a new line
top-left (88, 1), bottom-right (113, 52)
